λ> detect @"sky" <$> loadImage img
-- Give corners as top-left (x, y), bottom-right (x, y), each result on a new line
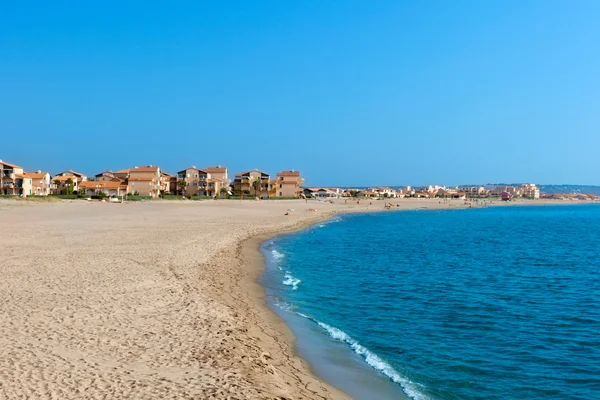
top-left (1, 1), bottom-right (599, 187)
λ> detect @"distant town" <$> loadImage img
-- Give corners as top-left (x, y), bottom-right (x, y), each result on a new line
top-left (1, 159), bottom-right (599, 202)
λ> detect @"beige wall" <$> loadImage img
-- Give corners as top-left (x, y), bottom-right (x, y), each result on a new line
top-left (31, 174), bottom-right (51, 196)
top-left (128, 181), bottom-right (157, 197)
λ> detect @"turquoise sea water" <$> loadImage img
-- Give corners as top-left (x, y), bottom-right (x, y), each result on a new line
top-left (260, 205), bottom-right (600, 400)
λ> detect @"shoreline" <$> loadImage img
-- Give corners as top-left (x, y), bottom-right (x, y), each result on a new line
top-left (232, 212), bottom-right (351, 399)
top-left (230, 201), bottom-right (599, 400)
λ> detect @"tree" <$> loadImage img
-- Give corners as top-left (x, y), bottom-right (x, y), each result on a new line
top-left (177, 179), bottom-right (187, 196)
top-left (220, 186), bottom-right (229, 197)
top-left (65, 178), bottom-right (74, 195)
top-left (252, 179), bottom-right (261, 198)
top-left (349, 190), bottom-right (360, 197)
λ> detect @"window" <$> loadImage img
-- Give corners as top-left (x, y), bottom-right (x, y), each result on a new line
top-left (279, 184), bottom-right (282, 188)
top-left (279, 192), bottom-right (282, 196)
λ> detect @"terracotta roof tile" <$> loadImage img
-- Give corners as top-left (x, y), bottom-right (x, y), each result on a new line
top-left (24, 172), bottom-right (49, 179)
top-left (277, 171), bottom-right (300, 177)
top-left (0, 160), bottom-right (21, 168)
top-left (206, 167), bottom-right (227, 173)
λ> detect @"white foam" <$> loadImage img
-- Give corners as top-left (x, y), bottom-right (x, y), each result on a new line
top-left (271, 249), bottom-right (285, 262)
top-left (272, 298), bottom-right (295, 313)
top-left (282, 272), bottom-right (301, 290)
top-left (316, 321), bottom-right (429, 400)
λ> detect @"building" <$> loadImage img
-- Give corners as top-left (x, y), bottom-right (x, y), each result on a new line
top-left (51, 175), bottom-right (85, 194)
top-left (205, 166), bottom-right (229, 197)
top-left (360, 189), bottom-right (381, 198)
top-left (233, 169), bottom-right (271, 198)
top-left (205, 166), bottom-right (228, 182)
top-left (1, 160), bottom-right (32, 196)
top-left (126, 166), bottom-right (162, 198)
top-left (25, 171), bottom-right (51, 196)
top-left (55, 169), bottom-right (87, 182)
top-left (95, 170), bottom-right (119, 181)
top-left (53, 169), bottom-right (87, 194)
top-left (376, 187), bottom-right (397, 198)
top-left (273, 170), bottom-right (303, 197)
top-left (521, 184), bottom-right (540, 199)
top-left (461, 186), bottom-right (487, 196)
top-left (79, 180), bottom-right (128, 197)
top-left (176, 166), bottom-right (208, 196)
top-left (304, 188), bottom-right (339, 198)
top-left (160, 171), bottom-right (176, 194)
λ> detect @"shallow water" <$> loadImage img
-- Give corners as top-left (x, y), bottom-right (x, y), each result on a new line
top-left (260, 205), bottom-right (600, 400)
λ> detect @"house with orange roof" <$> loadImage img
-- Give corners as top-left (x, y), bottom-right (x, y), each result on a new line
top-left (205, 166), bottom-right (230, 197)
top-left (79, 180), bottom-right (128, 197)
top-left (205, 166), bottom-right (228, 182)
top-left (126, 166), bottom-right (162, 197)
top-left (52, 169), bottom-right (87, 194)
top-left (24, 171), bottom-right (51, 196)
top-left (272, 170), bottom-right (304, 198)
top-left (1, 159), bottom-right (33, 196)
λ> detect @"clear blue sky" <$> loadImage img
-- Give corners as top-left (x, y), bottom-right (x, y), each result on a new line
top-left (2, 1), bottom-right (599, 187)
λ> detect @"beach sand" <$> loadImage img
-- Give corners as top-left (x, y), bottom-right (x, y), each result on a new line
top-left (0, 197), bottom-right (578, 399)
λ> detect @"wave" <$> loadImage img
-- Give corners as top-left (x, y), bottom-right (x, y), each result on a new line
top-left (271, 297), bottom-right (428, 400)
top-left (282, 272), bottom-right (301, 290)
top-left (272, 298), bottom-right (296, 313)
top-left (316, 321), bottom-right (429, 400)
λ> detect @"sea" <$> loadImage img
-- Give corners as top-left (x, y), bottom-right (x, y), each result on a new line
top-left (259, 205), bottom-right (600, 400)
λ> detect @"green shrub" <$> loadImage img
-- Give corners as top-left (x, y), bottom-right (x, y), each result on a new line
top-left (49, 194), bottom-right (79, 199)
top-left (126, 195), bottom-right (153, 201)
top-left (161, 194), bottom-right (187, 200)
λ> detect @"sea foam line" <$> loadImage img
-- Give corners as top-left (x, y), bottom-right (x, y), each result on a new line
top-left (271, 299), bottom-right (428, 400)
top-left (316, 322), bottom-right (429, 400)
top-left (282, 272), bottom-right (301, 290)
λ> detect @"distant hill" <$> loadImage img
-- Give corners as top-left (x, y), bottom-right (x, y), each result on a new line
top-left (538, 185), bottom-right (600, 195)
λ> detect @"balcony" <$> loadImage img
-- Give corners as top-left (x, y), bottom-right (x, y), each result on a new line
top-left (3, 183), bottom-right (14, 188)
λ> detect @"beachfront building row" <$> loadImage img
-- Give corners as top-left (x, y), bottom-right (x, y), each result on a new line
top-left (176, 166), bottom-right (229, 197)
top-left (1, 159), bottom-right (51, 196)
top-left (1, 160), bottom-right (306, 199)
top-left (232, 169), bottom-right (304, 198)
top-left (86, 166), bottom-right (173, 198)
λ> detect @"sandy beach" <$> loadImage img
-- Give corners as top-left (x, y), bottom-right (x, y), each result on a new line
top-left (0, 197), bottom-right (581, 399)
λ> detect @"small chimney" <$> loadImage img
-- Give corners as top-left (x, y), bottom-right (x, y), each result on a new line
top-left (37, 170), bottom-right (41, 173)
